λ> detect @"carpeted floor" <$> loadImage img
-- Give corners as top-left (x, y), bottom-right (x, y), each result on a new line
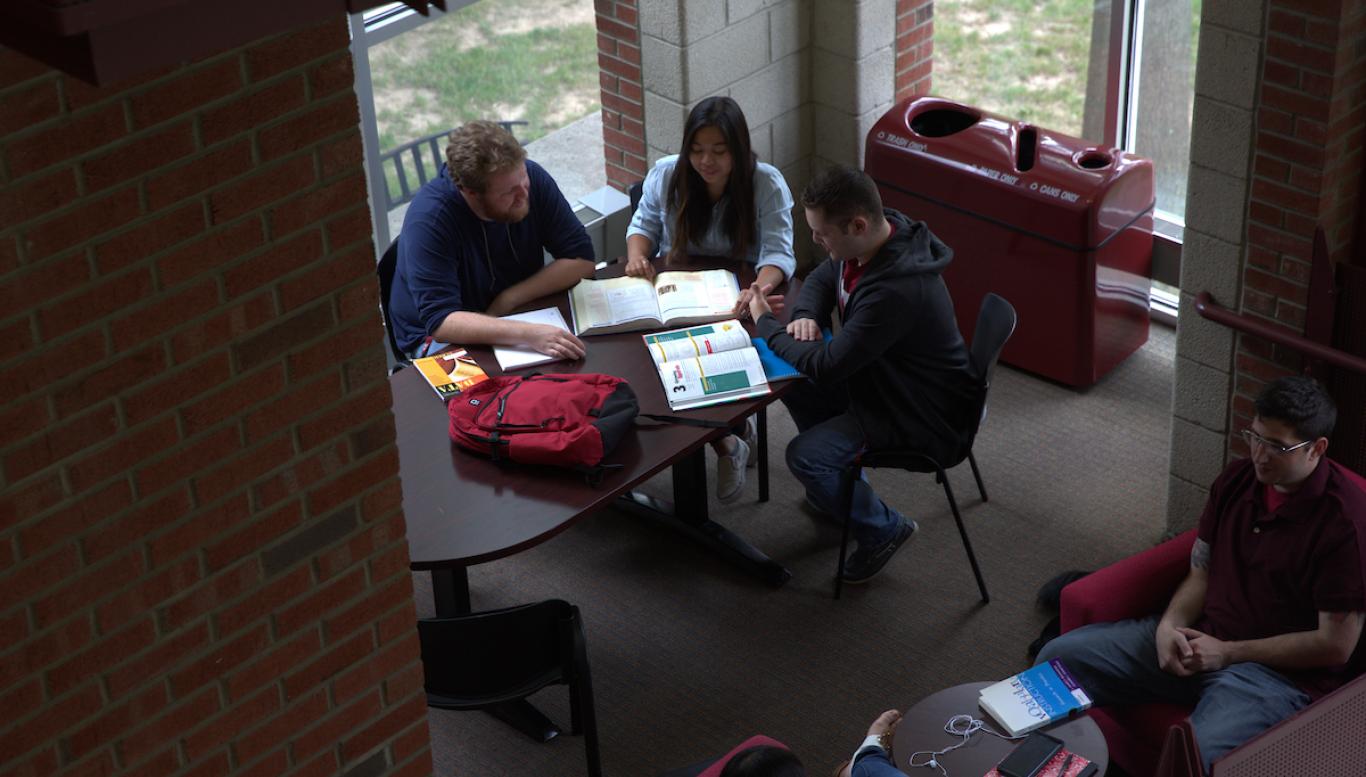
top-left (415, 323), bottom-right (1177, 776)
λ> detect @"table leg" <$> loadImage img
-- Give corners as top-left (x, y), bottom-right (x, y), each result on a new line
top-left (757, 407), bottom-right (769, 503)
top-left (431, 567), bottom-right (471, 616)
top-left (616, 448), bottom-right (792, 587)
top-left (428, 568), bottom-right (563, 743)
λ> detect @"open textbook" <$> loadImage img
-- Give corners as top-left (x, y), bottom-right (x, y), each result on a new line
top-left (569, 269), bottom-right (741, 336)
top-left (643, 320), bottom-right (794, 411)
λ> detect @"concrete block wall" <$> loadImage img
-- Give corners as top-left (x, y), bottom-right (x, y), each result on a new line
top-left (1166, 0), bottom-right (1266, 533)
top-left (811, 0), bottom-right (895, 170)
top-left (638, 0), bottom-right (811, 171)
top-left (1167, 0), bottom-right (1366, 534)
top-left (0, 19), bottom-right (430, 777)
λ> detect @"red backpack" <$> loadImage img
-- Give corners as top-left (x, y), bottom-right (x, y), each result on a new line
top-left (447, 373), bottom-right (639, 482)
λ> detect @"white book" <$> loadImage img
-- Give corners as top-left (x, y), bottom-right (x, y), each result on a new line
top-left (493, 307), bottom-right (572, 371)
top-left (978, 659), bottom-right (1093, 737)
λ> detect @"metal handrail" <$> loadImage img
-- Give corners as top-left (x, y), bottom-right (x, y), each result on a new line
top-left (1195, 291), bottom-right (1366, 375)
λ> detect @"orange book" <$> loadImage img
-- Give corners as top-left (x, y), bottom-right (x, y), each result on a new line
top-left (413, 348), bottom-right (488, 401)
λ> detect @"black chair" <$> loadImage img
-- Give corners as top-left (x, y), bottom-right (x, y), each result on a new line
top-left (418, 599), bottom-right (602, 777)
top-left (629, 179), bottom-right (643, 215)
top-left (375, 238), bottom-right (408, 370)
top-left (833, 293), bottom-right (1018, 600)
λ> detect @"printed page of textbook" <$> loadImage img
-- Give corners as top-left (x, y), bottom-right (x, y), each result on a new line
top-left (642, 319), bottom-right (751, 365)
top-left (494, 307), bottom-right (572, 370)
top-left (655, 270), bottom-right (740, 325)
top-left (569, 276), bottom-right (664, 334)
top-left (656, 348), bottom-right (770, 411)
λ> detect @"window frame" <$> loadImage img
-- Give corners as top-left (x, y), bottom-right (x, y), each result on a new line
top-left (349, 1), bottom-right (479, 256)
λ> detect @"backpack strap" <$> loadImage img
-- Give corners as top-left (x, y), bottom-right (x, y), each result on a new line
top-left (636, 413), bottom-right (733, 429)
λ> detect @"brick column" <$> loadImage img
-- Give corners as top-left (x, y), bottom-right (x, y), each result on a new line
top-left (596, 0), bottom-right (647, 192)
top-left (894, 0), bottom-right (933, 102)
top-left (1232, 0), bottom-right (1366, 431)
top-left (0, 19), bottom-right (430, 777)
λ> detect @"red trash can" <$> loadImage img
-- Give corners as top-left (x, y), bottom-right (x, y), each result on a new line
top-left (865, 97), bottom-right (1155, 387)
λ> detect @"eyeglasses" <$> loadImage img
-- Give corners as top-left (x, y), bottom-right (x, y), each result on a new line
top-left (1241, 429), bottom-right (1313, 456)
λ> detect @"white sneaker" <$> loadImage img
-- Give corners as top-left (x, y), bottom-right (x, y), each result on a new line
top-left (741, 417), bottom-right (758, 469)
top-left (716, 437), bottom-right (750, 503)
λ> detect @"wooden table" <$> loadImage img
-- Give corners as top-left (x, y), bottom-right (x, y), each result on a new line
top-left (393, 257), bottom-right (800, 613)
top-left (891, 682), bottom-right (1109, 775)
top-left (393, 258), bottom-right (798, 741)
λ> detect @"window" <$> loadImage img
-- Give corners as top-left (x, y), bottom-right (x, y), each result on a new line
top-left (350, 0), bottom-right (604, 251)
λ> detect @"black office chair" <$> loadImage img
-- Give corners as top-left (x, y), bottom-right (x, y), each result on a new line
top-left (417, 599), bottom-right (602, 777)
top-left (376, 238), bottom-right (408, 371)
top-left (629, 179), bottom-right (643, 216)
top-left (833, 293), bottom-right (1018, 600)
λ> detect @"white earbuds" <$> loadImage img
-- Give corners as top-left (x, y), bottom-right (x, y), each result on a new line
top-left (906, 713), bottom-right (1026, 777)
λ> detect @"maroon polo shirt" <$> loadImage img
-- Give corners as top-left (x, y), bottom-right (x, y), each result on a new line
top-left (1197, 457), bottom-right (1366, 698)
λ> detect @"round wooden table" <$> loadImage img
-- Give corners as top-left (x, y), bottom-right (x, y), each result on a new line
top-left (890, 682), bottom-right (1108, 775)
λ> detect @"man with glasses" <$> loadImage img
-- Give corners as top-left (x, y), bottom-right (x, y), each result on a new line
top-left (389, 120), bottom-right (595, 360)
top-left (1036, 376), bottom-right (1365, 773)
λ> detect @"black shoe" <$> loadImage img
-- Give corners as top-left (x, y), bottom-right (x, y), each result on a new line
top-left (841, 519), bottom-right (917, 584)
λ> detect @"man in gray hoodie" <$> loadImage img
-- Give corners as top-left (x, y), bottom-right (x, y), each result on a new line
top-left (747, 164), bottom-right (980, 583)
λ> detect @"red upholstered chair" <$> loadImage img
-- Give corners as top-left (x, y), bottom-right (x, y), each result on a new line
top-left (658, 735), bottom-right (792, 777)
top-left (1057, 460), bottom-right (1366, 776)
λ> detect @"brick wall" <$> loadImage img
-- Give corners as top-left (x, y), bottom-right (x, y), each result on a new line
top-left (1230, 0), bottom-right (1366, 445)
top-left (0, 18), bottom-right (431, 777)
top-left (596, 0), bottom-right (647, 192)
top-left (893, 0), bottom-right (933, 102)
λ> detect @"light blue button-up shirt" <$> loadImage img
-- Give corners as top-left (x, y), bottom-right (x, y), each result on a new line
top-left (626, 155), bottom-right (797, 279)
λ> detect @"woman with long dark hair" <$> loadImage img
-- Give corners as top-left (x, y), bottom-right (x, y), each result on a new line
top-left (625, 96), bottom-right (797, 502)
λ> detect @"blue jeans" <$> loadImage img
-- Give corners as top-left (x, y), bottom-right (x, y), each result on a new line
top-left (781, 380), bottom-right (904, 547)
top-left (1036, 616), bottom-right (1310, 774)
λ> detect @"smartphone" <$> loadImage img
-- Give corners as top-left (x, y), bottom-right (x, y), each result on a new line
top-left (996, 731), bottom-right (1064, 777)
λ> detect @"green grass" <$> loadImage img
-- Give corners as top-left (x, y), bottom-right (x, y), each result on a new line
top-left (368, 0), bottom-right (601, 200)
top-left (933, 0), bottom-right (1095, 135)
top-left (372, 24), bottom-right (600, 148)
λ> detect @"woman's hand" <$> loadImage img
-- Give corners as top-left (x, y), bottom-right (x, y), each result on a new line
top-left (624, 254), bottom-right (656, 280)
top-left (740, 282), bottom-right (783, 321)
top-left (737, 282), bottom-right (784, 320)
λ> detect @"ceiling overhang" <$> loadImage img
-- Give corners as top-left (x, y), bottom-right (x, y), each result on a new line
top-left (0, 0), bottom-right (448, 85)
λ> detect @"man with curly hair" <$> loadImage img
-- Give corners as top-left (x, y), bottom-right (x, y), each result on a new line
top-left (389, 120), bottom-right (596, 360)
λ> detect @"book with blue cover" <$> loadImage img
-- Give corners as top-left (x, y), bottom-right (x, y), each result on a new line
top-left (978, 659), bottom-right (1093, 737)
top-left (750, 336), bottom-right (802, 382)
top-left (750, 328), bottom-right (833, 382)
